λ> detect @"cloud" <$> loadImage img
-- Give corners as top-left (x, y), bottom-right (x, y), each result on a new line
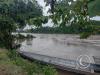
top-left (90, 16), bottom-right (100, 21)
top-left (36, 0), bottom-right (50, 16)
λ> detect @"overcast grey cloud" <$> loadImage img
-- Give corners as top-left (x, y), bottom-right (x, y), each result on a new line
top-left (90, 16), bottom-right (100, 21)
top-left (36, 0), bottom-right (50, 16)
top-left (36, 0), bottom-right (53, 27)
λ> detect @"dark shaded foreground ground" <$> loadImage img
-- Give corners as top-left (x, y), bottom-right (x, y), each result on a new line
top-left (58, 69), bottom-right (94, 75)
top-left (58, 69), bottom-right (76, 75)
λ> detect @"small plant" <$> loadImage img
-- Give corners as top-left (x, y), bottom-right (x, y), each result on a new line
top-left (17, 34), bottom-right (26, 39)
top-left (26, 34), bottom-right (36, 38)
top-left (7, 50), bottom-right (19, 60)
top-left (80, 32), bottom-right (91, 39)
top-left (42, 65), bottom-right (57, 75)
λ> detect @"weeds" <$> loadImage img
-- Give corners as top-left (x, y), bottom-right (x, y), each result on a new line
top-left (6, 49), bottom-right (57, 75)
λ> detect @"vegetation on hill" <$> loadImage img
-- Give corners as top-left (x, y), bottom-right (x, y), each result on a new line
top-left (30, 20), bottom-right (100, 34)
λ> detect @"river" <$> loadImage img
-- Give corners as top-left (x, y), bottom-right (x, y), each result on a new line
top-left (18, 33), bottom-right (100, 75)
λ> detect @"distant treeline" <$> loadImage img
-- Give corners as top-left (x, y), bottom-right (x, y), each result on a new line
top-left (29, 20), bottom-right (100, 34)
top-left (91, 20), bottom-right (100, 26)
top-left (30, 26), bottom-right (80, 34)
top-left (18, 20), bottom-right (100, 34)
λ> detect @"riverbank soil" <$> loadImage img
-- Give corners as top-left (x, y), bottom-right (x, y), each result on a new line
top-left (58, 69), bottom-right (76, 75)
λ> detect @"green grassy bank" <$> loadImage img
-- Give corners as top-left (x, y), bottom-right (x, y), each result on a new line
top-left (0, 48), bottom-right (57, 75)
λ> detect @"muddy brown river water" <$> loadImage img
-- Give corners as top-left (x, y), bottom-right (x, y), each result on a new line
top-left (18, 33), bottom-right (100, 75)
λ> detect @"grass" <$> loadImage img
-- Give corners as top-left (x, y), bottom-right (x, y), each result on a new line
top-left (0, 48), bottom-right (57, 75)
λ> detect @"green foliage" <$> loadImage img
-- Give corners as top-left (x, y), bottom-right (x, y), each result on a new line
top-left (0, 49), bottom-right (57, 75)
top-left (7, 49), bottom-right (57, 75)
top-left (88, 0), bottom-right (100, 16)
top-left (0, 17), bottom-right (16, 49)
top-left (29, 16), bottom-right (48, 27)
top-left (0, 0), bottom-right (43, 49)
top-left (43, 65), bottom-right (57, 75)
top-left (31, 25), bottom-right (80, 34)
top-left (45, 0), bottom-right (100, 38)
top-left (8, 0), bottom-right (43, 28)
top-left (7, 49), bottom-right (19, 60)
top-left (0, 0), bottom-right (43, 28)
top-left (26, 34), bottom-right (36, 38)
top-left (80, 32), bottom-right (92, 39)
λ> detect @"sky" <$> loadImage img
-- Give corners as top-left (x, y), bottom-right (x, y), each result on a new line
top-left (36, 0), bottom-right (50, 16)
top-left (90, 16), bottom-right (100, 21)
top-left (36, 0), bottom-right (53, 27)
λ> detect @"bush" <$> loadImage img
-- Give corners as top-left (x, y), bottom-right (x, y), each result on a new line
top-left (26, 34), bottom-right (36, 38)
top-left (80, 32), bottom-right (91, 39)
top-left (43, 65), bottom-right (57, 75)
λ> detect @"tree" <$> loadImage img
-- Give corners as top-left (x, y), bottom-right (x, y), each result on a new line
top-left (44, 0), bottom-right (99, 38)
top-left (9, 0), bottom-right (43, 28)
top-left (0, 0), bottom-right (43, 49)
top-left (0, 17), bottom-right (15, 49)
top-left (88, 0), bottom-right (100, 16)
